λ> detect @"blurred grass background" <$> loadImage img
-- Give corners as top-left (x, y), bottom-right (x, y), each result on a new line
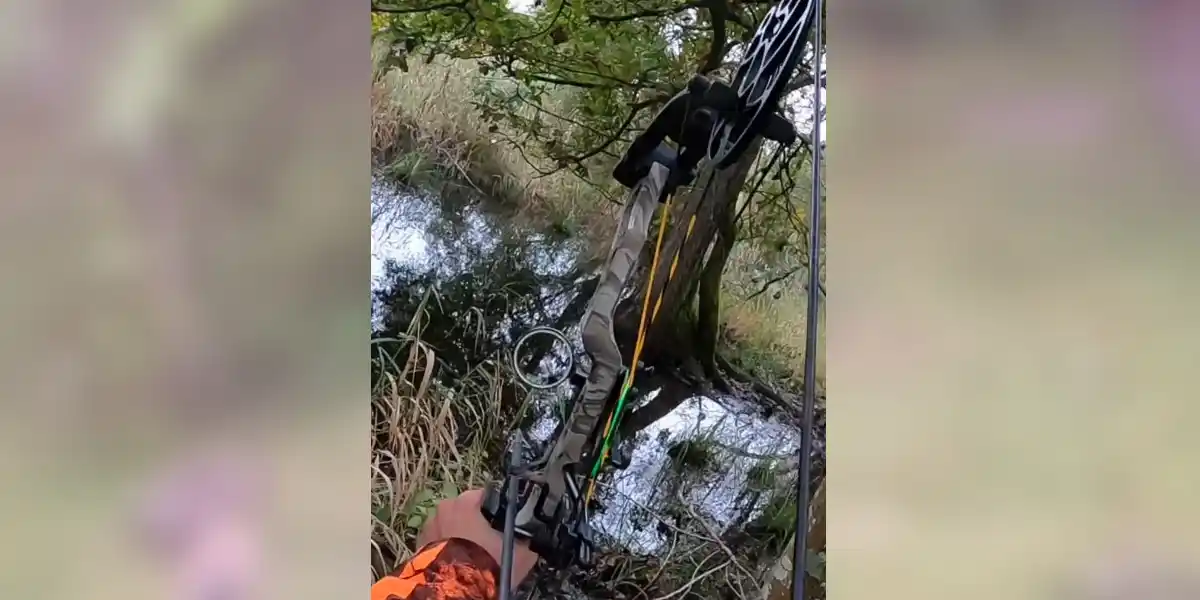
top-left (0, 0), bottom-right (367, 598)
top-left (1, 1), bottom-right (1199, 600)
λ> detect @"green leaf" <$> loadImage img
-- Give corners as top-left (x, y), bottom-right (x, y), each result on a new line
top-left (373, 504), bottom-right (393, 524)
top-left (805, 549), bottom-right (825, 580)
top-left (411, 489), bottom-right (435, 507)
top-left (441, 480), bottom-right (459, 499)
top-left (406, 513), bottom-right (425, 529)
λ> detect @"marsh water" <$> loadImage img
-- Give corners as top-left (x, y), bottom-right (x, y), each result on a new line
top-left (372, 178), bottom-right (822, 594)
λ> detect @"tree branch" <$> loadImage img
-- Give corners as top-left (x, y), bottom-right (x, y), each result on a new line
top-left (526, 73), bottom-right (606, 89)
top-left (744, 266), bottom-right (802, 301)
top-left (699, 0), bottom-right (730, 73)
top-left (372, 1), bottom-right (466, 14)
top-left (783, 69), bottom-right (826, 95)
top-left (716, 353), bottom-right (795, 414)
top-left (726, 6), bottom-right (751, 29)
top-left (562, 96), bottom-right (665, 164)
top-left (734, 143), bottom-right (786, 227)
top-left (525, 56), bottom-right (647, 89)
top-left (589, 1), bottom-right (704, 23)
top-left (511, 89), bottom-right (624, 142)
top-left (509, 0), bottom-right (568, 45)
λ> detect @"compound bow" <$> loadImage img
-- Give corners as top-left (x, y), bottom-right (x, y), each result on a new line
top-left (482, 1), bottom-right (823, 597)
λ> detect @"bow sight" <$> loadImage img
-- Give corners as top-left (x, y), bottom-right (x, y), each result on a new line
top-left (483, 0), bottom-right (821, 597)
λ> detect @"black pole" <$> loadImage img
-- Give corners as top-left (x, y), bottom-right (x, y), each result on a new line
top-left (499, 438), bottom-right (522, 600)
top-left (791, 0), bottom-right (823, 598)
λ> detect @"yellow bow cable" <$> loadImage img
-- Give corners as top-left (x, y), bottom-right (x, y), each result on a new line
top-left (586, 199), bottom-right (698, 504)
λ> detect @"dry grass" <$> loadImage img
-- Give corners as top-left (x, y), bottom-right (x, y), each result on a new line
top-left (721, 248), bottom-right (825, 388)
top-left (367, 307), bottom-right (785, 596)
top-left (370, 303), bottom-right (511, 578)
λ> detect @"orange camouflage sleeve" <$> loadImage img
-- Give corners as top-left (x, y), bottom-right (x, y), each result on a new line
top-left (372, 538), bottom-right (502, 600)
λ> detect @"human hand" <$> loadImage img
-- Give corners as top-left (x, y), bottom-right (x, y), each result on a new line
top-left (416, 488), bottom-right (539, 586)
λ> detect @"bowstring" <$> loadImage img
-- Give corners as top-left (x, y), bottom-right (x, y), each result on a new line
top-left (587, 192), bottom-right (703, 494)
top-left (585, 93), bottom-right (703, 502)
top-left (587, 204), bottom-right (702, 499)
top-left (585, 191), bottom-right (673, 502)
top-left (591, 171), bottom-right (717, 491)
top-left (653, 212), bottom-right (697, 320)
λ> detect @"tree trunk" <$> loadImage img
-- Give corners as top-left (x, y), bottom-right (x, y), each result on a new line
top-left (621, 138), bottom-right (764, 366)
top-left (617, 374), bottom-right (693, 439)
top-left (694, 152), bottom-right (742, 378)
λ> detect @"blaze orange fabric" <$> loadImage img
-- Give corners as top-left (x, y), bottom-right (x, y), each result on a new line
top-left (372, 538), bottom-right (501, 600)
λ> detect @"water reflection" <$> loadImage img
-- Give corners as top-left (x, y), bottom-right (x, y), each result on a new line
top-left (371, 179), bottom-right (586, 380)
top-left (596, 394), bottom-right (801, 554)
